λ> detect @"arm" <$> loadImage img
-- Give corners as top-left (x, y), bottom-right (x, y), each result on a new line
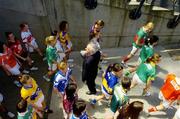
top-left (14, 52), bottom-right (26, 61)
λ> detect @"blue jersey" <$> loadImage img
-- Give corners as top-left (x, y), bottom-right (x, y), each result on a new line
top-left (71, 112), bottom-right (88, 119)
top-left (102, 72), bottom-right (119, 94)
top-left (53, 68), bottom-right (72, 94)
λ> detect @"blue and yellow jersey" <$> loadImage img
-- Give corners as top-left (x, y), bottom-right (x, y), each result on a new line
top-left (102, 72), bottom-right (119, 94)
top-left (21, 79), bottom-right (43, 104)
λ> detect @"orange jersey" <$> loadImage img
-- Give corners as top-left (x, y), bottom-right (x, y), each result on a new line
top-left (160, 74), bottom-right (180, 100)
top-left (0, 48), bottom-right (17, 68)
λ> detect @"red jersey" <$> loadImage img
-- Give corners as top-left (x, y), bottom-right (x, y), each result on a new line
top-left (9, 40), bottom-right (23, 55)
top-left (0, 48), bottom-right (17, 68)
top-left (161, 74), bottom-right (180, 100)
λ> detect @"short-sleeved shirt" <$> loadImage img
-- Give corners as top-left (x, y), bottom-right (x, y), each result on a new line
top-left (136, 62), bottom-right (156, 83)
top-left (70, 112), bottom-right (88, 119)
top-left (53, 68), bottom-right (72, 94)
top-left (110, 84), bottom-right (129, 113)
top-left (0, 48), bottom-right (17, 68)
top-left (139, 45), bottom-right (154, 63)
top-left (133, 27), bottom-right (148, 48)
top-left (17, 106), bottom-right (33, 119)
top-left (46, 45), bottom-right (58, 65)
top-left (9, 40), bottom-right (24, 55)
top-left (21, 30), bottom-right (35, 43)
top-left (102, 72), bottom-right (119, 94)
top-left (160, 74), bottom-right (180, 100)
top-left (21, 79), bottom-right (43, 104)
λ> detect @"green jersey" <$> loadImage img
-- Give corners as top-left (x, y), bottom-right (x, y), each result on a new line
top-left (17, 106), bottom-right (32, 119)
top-left (133, 27), bottom-right (148, 48)
top-left (110, 84), bottom-right (129, 113)
top-left (46, 45), bottom-right (58, 65)
top-left (136, 63), bottom-right (156, 83)
top-left (139, 45), bottom-right (154, 63)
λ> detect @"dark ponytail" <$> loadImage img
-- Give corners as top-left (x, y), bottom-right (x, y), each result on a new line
top-left (145, 35), bottom-right (159, 46)
top-left (106, 63), bottom-right (123, 73)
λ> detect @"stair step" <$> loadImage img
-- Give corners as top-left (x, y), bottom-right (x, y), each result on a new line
top-left (128, 1), bottom-right (150, 6)
top-left (152, 6), bottom-right (171, 11)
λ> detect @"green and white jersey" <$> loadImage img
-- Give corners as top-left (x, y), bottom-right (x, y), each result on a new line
top-left (17, 106), bottom-right (33, 119)
top-left (46, 45), bottom-right (58, 65)
top-left (139, 45), bottom-right (154, 63)
top-left (136, 63), bottom-right (156, 83)
top-left (110, 84), bottom-right (129, 113)
top-left (133, 27), bottom-right (148, 48)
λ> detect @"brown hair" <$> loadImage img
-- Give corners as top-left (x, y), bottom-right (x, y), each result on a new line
top-left (95, 20), bottom-right (104, 27)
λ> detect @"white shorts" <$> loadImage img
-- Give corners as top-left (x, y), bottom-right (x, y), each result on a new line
top-left (34, 95), bottom-right (44, 108)
top-left (48, 63), bottom-right (57, 71)
top-left (7, 63), bottom-right (21, 75)
top-left (0, 93), bottom-right (3, 104)
top-left (130, 46), bottom-right (139, 55)
top-left (132, 73), bottom-right (146, 86)
top-left (26, 39), bottom-right (38, 52)
top-left (174, 108), bottom-right (180, 119)
top-left (101, 85), bottom-right (111, 99)
top-left (158, 91), bottom-right (170, 108)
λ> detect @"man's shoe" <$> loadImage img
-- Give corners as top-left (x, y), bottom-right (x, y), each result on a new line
top-left (86, 91), bottom-right (96, 95)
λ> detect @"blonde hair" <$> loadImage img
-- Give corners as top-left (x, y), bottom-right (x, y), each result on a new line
top-left (147, 53), bottom-right (161, 63)
top-left (58, 61), bottom-right (67, 70)
top-left (20, 74), bottom-right (31, 84)
top-left (95, 20), bottom-right (104, 27)
top-left (144, 22), bottom-right (154, 30)
top-left (45, 36), bottom-right (56, 45)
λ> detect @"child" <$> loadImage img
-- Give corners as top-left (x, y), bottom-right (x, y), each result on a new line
top-left (20, 23), bottom-right (43, 58)
top-left (117, 101), bottom-right (144, 119)
top-left (0, 42), bottom-right (22, 87)
top-left (108, 77), bottom-right (131, 119)
top-left (131, 53), bottom-right (161, 96)
top-left (16, 99), bottom-right (34, 119)
top-left (90, 63), bottom-right (123, 105)
top-left (0, 93), bottom-right (15, 118)
top-left (148, 74), bottom-right (180, 113)
top-left (6, 32), bottom-right (38, 72)
top-left (63, 83), bottom-right (78, 119)
top-left (138, 35), bottom-right (159, 64)
top-left (70, 100), bottom-right (89, 119)
top-left (53, 61), bottom-right (75, 96)
top-left (43, 36), bottom-right (59, 81)
top-left (89, 20), bottom-right (104, 41)
top-left (58, 21), bottom-right (72, 60)
top-left (20, 74), bottom-right (52, 118)
top-left (121, 22), bottom-right (154, 67)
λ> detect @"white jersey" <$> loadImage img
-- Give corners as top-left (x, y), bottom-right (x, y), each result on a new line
top-left (21, 29), bottom-right (35, 43)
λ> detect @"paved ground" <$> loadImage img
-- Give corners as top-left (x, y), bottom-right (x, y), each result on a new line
top-left (0, 44), bottom-right (179, 119)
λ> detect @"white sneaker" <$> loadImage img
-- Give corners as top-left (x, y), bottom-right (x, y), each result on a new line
top-left (22, 69), bottom-right (30, 74)
top-left (67, 59), bottom-right (74, 63)
top-left (143, 91), bottom-right (151, 97)
top-left (121, 61), bottom-right (128, 68)
top-left (43, 75), bottom-right (50, 82)
top-left (30, 66), bottom-right (38, 71)
top-left (13, 81), bottom-right (22, 87)
top-left (101, 60), bottom-right (108, 64)
top-left (31, 60), bottom-right (34, 63)
top-left (7, 112), bottom-right (15, 118)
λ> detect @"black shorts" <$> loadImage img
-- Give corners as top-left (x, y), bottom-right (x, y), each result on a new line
top-left (17, 52), bottom-right (29, 63)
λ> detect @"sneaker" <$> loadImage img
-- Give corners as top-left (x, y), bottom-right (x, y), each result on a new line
top-left (121, 61), bottom-right (128, 68)
top-left (31, 60), bottom-right (34, 63)
top-left (142, 91), bottom-right (151, 97)
top-left (22, 69), bottom-right (30, 74)
top-left (13, 80), bottom-right (22, 87)
top-left (90, 99), bottom-right (97, 105)
top-left (43, 75), bottom-right (51, 82)
top-left (101, 60), bottom-right (108, 64)
top-left (148, 107), bottom-right (157, 112)
top-left (43, 57), bottom-right (47, 61)
top-left (30, 66), bottom-right (38, 71)
top-left (67, 59), bottom-right (74, 63)
top-left (7, 112), bottom-right (15, 118)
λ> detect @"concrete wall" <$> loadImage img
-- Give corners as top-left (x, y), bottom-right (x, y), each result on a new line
top-left (0, 0), bottom-right (180, 50)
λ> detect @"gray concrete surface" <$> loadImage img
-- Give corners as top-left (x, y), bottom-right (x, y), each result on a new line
top-left (49, 45), bottom-right (180, 119)
top-left (0, 0), bottom-right (180, 50)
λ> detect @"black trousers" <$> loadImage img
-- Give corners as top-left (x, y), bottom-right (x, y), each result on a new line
top-left (86, 71), bottom-right (97, 93)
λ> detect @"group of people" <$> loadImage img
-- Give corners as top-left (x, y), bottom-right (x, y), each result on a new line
top-left (0, 20), bottom-right (179, 119)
